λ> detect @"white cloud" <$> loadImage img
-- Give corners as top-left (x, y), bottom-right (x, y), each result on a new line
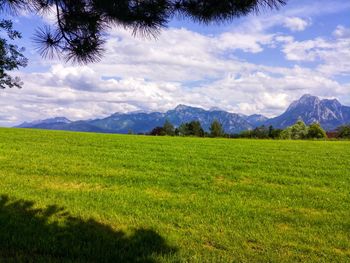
top-left (95, 26), bottom-right (275, 83)
top-left (279, 27), bottom-right (350, 77)
top-left (281, 38), bottom-right (332, 61)
top-left (333, 25), bottom-right (350, 38)
top-left (216, 32), bottom-right (274, 53)
top-left (283, 17), bottom-right (310, 32)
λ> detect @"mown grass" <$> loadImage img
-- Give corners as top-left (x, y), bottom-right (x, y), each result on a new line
top-left (0, 127), bottom-right (349, 262)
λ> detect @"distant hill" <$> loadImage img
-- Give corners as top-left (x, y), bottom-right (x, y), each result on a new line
top-left (17, 117), bottom-right (72, 128)
top-left (14, 94), bottom-right (350, 133)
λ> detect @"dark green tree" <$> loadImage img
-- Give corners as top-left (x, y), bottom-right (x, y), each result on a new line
top-left (239, 130), bottom-right (253, 138)
top-left (178, 123), bottom-right (189, 136)
top-left (252, 125), bottom-right (269, 139)
top-left (189, 121), bottom-right (204, 137)
top-left (307, 123), bottom-right (327, 139)
top-left (210, 119), bottom-right (224, 137)
top-left (0, 0), bottom-right (286, 63)
top-left (149, 126), bottom-right (165, 136)
top-left (163, 119), bottom-right (175, 136)
top-left (0, 19), bottom-right (27, 88)
top-left (268, 125), bottom-right (274, 138)
top-left (336, 125), bottom-right (350, 139)
top-left (177, 121), bottom-right (204, 137)
top-left (268, 125), bottom-right (282, 139)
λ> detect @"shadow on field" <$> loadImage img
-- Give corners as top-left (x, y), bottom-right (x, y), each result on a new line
top-left (0, 195), bottom-right (176, 262)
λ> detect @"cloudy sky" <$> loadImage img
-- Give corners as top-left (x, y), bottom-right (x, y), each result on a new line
top-left (1, 0), bottom-right (350, 126)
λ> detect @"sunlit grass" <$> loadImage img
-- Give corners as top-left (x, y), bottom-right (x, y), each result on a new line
top-left (0, 128), bottom-right (349, 262)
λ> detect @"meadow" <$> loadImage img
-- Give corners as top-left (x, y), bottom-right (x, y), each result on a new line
top-left (0, 127), bottom-right (349, 262)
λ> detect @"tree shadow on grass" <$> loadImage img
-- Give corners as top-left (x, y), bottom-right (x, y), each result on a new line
top-left (0, 195), bottom-right (177, 263)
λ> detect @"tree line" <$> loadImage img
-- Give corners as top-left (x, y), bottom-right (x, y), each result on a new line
top-left (149, 119), bottom-right (225, 138)
top-left (146, 119), bottom-right (350, 140)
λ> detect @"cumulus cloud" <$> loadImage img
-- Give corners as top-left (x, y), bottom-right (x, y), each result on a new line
top-left (280, 38), bottom-right (331, 61)
top-left (279, 27), bottom-right (350, 77)
top-left (283, 17), bottom-right (310, 32)
top-left (94, 26), bottom-right (275, 83)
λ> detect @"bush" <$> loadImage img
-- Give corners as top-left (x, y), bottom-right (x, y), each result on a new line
top-left (307, 123), bottom-right (327, 139)
top-left (280, 120), bottom-right (308, 140)
top-left (279, 128), bottom-right (292, 140)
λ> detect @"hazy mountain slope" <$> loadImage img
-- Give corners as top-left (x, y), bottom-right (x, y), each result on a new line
top-left (14, 94), bottom-right (350, 133)
top-left (89, 112), bottom-right (165, 134)
top-left (16, 117), bottom-right (71, 128)
top-left (164, 105), bottom-right (253, 133)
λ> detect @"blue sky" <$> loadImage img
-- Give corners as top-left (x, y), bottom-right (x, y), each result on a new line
top-left (1, 0), bottom-right (350, 126)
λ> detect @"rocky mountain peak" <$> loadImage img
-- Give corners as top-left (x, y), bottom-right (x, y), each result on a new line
top-left (49, 117), bottom-right (71, 123)
top-left (174, 104), bottom-right (190, 111)
top-left (287, 94), bottom-right (320, 112)
top-left (267, 94), bottom-right (349, 130)
top-left (322, 98), bottom-right (342, 109)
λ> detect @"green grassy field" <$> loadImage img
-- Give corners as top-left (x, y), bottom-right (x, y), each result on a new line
top-left (0, 128), bottom-right (349, 262)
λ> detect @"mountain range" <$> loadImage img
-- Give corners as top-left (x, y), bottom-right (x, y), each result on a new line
top-left (15, 94), bottom-right (350, 134)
